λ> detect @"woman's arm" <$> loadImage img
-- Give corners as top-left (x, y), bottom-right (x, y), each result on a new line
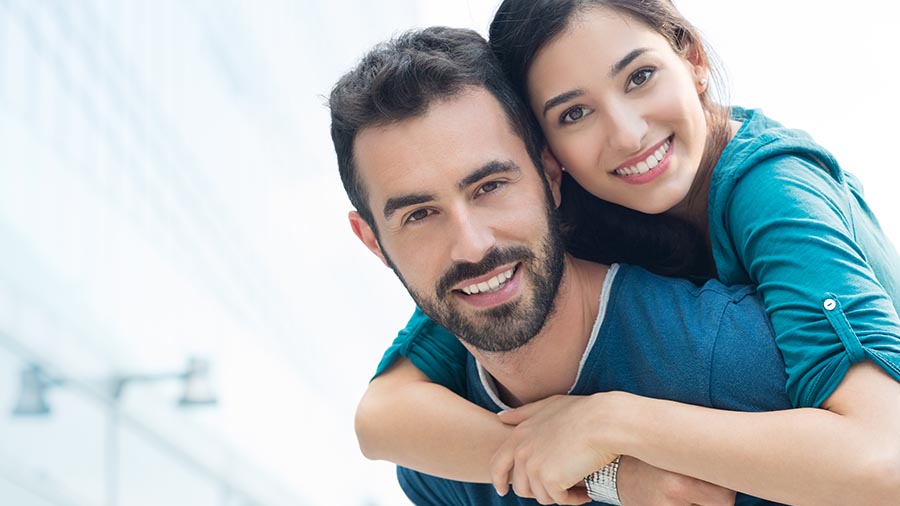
top-left (493, 361), bottom-right (900, 506)
top-left (716, 156), bottom-right (900, 408)
top-left (358, 359), bottom-right (739, 505)
top-left (356, 358), bottom-right (511, 482)
top-left (616, 361), bottom-right (900, 505)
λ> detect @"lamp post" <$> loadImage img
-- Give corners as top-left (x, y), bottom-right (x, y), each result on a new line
top-left (105, 357), bottom-right (217, 506)
top-left (11, 357), bottom-right (218, 506)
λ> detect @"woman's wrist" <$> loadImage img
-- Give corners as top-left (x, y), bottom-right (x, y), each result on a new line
top-left (587, 391), bottom-right (644, 457)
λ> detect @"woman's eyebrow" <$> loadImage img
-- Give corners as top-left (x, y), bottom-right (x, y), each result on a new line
top-left (542, 89), bottom-right (584, 118)
top-left (541, 48), bottom-right (650, 118)
top-left (609, 48), bottom-right (648, 78)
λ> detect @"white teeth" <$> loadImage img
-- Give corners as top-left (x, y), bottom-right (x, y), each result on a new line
top-left (459, 266), bottom-right (516, 295)
top-left (614, 140), bottom-right (670, 176)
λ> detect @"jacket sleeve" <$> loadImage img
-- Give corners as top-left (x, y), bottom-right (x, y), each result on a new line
top-left (372, 306), bottom-right (469, 395)
top-left (724, 155), bottom-right (900, 407)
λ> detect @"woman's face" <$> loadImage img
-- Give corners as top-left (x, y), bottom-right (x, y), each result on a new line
top-left (527, 7), bottom-right (709, 215)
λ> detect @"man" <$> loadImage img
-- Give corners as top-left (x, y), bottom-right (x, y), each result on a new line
top-left (329, 27), bottom-right (899, 506)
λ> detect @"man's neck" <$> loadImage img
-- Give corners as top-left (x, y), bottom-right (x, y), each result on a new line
top-left (467, 255), bottom-right (609, 407)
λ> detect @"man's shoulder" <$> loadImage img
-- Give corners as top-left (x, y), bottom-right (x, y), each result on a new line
top-left (587, 264), bottom-right (788, 412)
top-left (605, 263), bottom-right (770, 350)
top-left (612, 263), bottom-right (758, 305)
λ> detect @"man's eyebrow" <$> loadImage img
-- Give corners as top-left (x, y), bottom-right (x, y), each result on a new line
top-left (383, 193), bottom-right (435, 221)
top-left (609, 48), bottom-right (647, 78)
top-left (458, 160), bottom-right (521, 190)
top-left (382, 161), bottom-right (521, 221)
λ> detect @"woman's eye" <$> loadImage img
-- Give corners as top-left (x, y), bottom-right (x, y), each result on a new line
top-left (405, 208), bottom-right (433, 223)
top-left (560, 105), bottom-right (591, 125)
top-left (627, 68), bottom-right (654, 91)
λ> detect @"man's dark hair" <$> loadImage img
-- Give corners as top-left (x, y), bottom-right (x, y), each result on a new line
top-left (329, 26), bottom-right (543, 231)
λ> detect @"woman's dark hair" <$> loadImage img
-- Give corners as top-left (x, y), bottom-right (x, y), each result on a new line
top-left (559, 172), bottom-right (712, 278)
top-left (489, 0), bottom-right (729, 279)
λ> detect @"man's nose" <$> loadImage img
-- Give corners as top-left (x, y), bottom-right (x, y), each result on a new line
top-left (448, 210), bottom-right (495, 265)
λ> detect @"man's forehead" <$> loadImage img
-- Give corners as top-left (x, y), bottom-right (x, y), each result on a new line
top-left (353, 88), bottom-right (528, 206)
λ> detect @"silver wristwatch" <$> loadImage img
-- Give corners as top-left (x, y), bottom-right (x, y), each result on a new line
top-left (584, 456), bottom-right (621, 505)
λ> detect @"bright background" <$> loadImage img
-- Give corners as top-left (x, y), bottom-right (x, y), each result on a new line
top-left (0, 1), bottom-right (897, 505)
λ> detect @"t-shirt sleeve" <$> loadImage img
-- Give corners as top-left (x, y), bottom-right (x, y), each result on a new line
top-left (372, 306), bottom-right (469, 395)
top-left (708, 291), bottom-right (791, 412)
top-left (725, 156), bottom-right (900, 407)
top-left (397, 467), bottom-right (461, 506)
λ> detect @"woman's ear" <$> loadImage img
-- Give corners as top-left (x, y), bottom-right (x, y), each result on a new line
top-left (685, 43), bottom-right (710, 93)
top-left (349, 211), bottom-right (390, 267)
top-left (540, 147), bottom-right (564, 208)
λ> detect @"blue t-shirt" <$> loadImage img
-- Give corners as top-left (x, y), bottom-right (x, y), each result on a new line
top-left (398, 264), bottom-right (790, 506)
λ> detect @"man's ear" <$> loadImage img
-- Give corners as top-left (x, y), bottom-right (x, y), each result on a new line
top-left (540, 147), bottom-right (564, 208)
top-left (349, 211), bottom-right (390, 267)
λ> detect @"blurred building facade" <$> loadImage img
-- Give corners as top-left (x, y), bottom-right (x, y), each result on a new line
top-left (0, 0), bottom-right (428, 504)
top-left (7, 2), bottom-right (891, 505)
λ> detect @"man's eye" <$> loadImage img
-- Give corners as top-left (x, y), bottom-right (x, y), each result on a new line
top-left (626, 67), bottom-right (654, 91)
top-left (405, 208), bottom-right (433, 223)
top-left (560, 105), bottom-right (590, 125)
top-left (477, 181), bottom-right (503, 195)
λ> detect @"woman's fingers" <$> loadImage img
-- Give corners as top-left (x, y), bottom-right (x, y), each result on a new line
top-left (490, 438), bottom-right (514, 496)
top-left (497, 396), bottom-right (559, 425)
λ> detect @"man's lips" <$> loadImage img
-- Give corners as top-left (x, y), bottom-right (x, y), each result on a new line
top-left (452, 263), bottom-right (519, 295)
top-left (452, 264), bottom-right (522, 309)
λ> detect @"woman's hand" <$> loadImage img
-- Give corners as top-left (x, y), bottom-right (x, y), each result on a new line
top-left (489, 393), bottom-right (738, 505)
top-left (490, 394), bottom-right (618, 505)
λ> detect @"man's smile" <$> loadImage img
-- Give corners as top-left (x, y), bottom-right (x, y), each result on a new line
top-left (456, 263), bottom-right (518, 295)
top-left (452, 263), bottom-right (523, 309)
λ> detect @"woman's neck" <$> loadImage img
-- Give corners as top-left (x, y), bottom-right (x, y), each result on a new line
top-left (666, 117), bottom-right (742, 237)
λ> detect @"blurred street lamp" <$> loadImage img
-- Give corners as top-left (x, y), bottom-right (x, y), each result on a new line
top-left (179, 357), bottom-right (217, 406)
top-left (110, 356), bottom-right (218, 406)
top-left (12, 364), bottom-right (57, 415)
top-left (11, 356), bottom-right (218, 416)
top-left (11, 357), bottom-right (218, 506)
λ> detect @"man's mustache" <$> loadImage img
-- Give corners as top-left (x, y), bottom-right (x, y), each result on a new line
top-left (436, 246), bottom-right (534, 296)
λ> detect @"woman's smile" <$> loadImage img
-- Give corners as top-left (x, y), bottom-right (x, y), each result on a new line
top-left (527, 7), bottom-right (709, 215)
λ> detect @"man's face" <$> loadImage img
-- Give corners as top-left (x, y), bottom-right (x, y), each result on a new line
top-left (350, 88), bottom-right (565, 352)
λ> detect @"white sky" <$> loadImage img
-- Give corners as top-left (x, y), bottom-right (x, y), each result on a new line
top-left (1, 1), bottom-right (898, 505)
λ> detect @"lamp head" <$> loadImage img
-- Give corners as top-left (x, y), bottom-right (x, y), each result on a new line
top-left (178, 357), bottom-right (217, 407)
top-left (12, 364), bottom-right (51, 416)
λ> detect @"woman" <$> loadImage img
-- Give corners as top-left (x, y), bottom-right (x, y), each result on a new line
top-left (355, 1), bottom-right (900, 504)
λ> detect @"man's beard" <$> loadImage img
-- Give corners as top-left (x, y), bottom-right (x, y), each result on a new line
top-left (389, 206), bottom-right (565, 353)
